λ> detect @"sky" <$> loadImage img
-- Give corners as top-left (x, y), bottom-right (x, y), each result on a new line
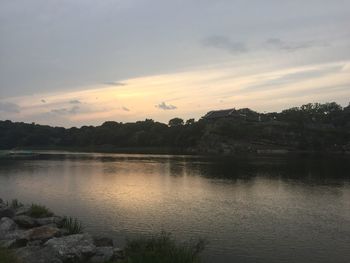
top-left (0, 0), bottom-right (349, 127)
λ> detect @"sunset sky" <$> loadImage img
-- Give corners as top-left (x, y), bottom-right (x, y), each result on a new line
top-left (1, 0), bottom-right (350, 127)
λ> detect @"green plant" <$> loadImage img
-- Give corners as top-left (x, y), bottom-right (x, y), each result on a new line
top-left (10, 199), bottom-right (23, 209)
top-left (0, 248), bottom-right (21, 263)
top-left (28, 204), bottom-right (53, 218)
top-left (120, 231), bottom-right (206, 263)
top-left (62, 216), bottom-right (84, 234)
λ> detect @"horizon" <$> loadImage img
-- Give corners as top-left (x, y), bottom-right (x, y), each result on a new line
top-left (1, 100), bottom-right (348, 129)
top-left (1, 1), bottom-right (349, 127)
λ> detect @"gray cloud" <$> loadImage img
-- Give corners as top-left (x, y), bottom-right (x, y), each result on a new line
top-left (0, 102), bottom-right (21, 113)
top-left (103, 81), bottom-right (127, 86)
top-left (265, 38), bottom-right (326, 52)
top-left (121, 106), bottom-right (130, 112)
top-left (69, 99), bottom-right (81, 104)
top-left (0, 0), bottom-right (349, 100)
top-left (51, 106), bottom-right (80, 115)
top-left (156, 102), bottom-right (177, 110)
top-left (244, 65), bottom-right (343, 92)
top-left (202, 36), bottom-right (247, 54)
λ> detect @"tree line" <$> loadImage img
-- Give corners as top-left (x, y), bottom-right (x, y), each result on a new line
top-left (0, 102), bottom-right (349, 153)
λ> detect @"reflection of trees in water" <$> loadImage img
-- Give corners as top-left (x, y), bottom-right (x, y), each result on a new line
top-left (1, 153), bottom-right (349, 186)
top-left (191, 155), bottom-right (350, 185)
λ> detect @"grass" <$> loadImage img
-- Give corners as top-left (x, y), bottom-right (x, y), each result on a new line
top-left (119, 232), bottom-right (206, 263)
top-left (62, 216), bottom-right (84, 234)
top-left (28, 204), bottom-right (53, 218)
top-left (0, 248), bottom-right (21, 263)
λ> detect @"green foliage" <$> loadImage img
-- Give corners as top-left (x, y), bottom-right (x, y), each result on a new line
top-left (0, 248), bottom-right (20, 263)
top-left (62, 216), bottom-right (84, 234)
top-left (28, 204), bottom-right (53, 218)
top-left (120, 232), bottom-right (206, 263)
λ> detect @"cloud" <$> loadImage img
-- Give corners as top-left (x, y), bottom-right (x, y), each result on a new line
top-left (202, 36), bottom-right (247, 54)
top-left (265, 38), bottom-right (325, 52)
top-left (69, 99), bottom-right (81, 104)
top-left (244, 64), bottom-right (344, 92)
top-left (51, 106), bottom-right (80, 115)
top-left (0, 101), bottom-right (20, 113)
top-left (155, 102), bottom-right (177, 110)
top-left (342, 63), bottom-right (350, 72)
top-left (103, 81), bottom-right (127, 86)
top-left (121, 106), bottom-right (130, 112)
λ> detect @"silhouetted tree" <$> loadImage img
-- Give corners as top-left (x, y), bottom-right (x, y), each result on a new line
top-left (168, 118), bottom-right (184, 127)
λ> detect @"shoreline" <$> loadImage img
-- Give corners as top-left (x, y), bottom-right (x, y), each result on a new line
top-left (1, 146), bottom-right (350, 157)
top-left (0, 199), bottom-right (205, 263)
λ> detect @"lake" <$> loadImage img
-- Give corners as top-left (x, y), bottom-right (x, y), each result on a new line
top-left (0, 151), bottom-right (349, 263)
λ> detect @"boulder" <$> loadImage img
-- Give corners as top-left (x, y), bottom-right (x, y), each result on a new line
top-left (16, 246), bottom-right (63, 263)
top-left (15, 205), bottom-right (31, 216)
top-left (93, 236), bottom-right (114, 247)
top-left (36, 216), bottom-right (64, 227)
top-left (0, 229), bottom-right (28, 248)
top-left (13, 215), bottom-right (37, 228)
top-left (0, 217), bottom-right (17, 232)
top-left (25, 226), bottom-right (61, 242)
top-left (0, 238), bottom-right (28, 249)
top-left (0, 206), bottom-right (15, 219)
top-left (45, 233), bottom-right (97, 262)
top-left (89, 246), bottom-right (114, 263)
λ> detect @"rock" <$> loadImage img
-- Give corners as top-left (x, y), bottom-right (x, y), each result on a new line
top-left (25, 226), bottom-right (61, 242)
top-left (0, 229), bottom-right (29, 248)
top-left (16, 246), bottom-right (63, 263)
top-left (45, 233), bottom-right (97, 262)
top-left (15, 205), bottom-right (31, 216)
top-left (0, 237), bottom-right (28, 249)
top-left (0, 206), bottom-right (15, 219)
top-left (89, 246), bottom-right (114, 263)
top-left (36, 216), bottom-right (64, 227)
top-left (13, 215), bottom-right (37, 228)
top-left (93, 236), bottom-right (114, 247)
top-left (0, 217), bottom-right (17, 232)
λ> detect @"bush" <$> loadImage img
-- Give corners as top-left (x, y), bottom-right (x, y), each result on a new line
top-left (28, 204), bottom-right (53, 218)
top-left (62, 216), bottom-right (84, 234)
top-left (0, 248), bottom-right (20, 263)
top-left (120, 232), bottom-right (206, 263)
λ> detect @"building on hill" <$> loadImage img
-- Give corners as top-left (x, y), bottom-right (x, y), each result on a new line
top-left (203, 109), bottom-right (237, 120)
top-left (203, 108), bottom-right (262, 122)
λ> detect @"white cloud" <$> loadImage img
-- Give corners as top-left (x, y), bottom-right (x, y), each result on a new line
top-left (156, 102), bottom-right (177, 110)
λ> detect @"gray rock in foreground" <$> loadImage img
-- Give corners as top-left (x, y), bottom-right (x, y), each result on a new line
top-left (16, 246), bottom-right (62, 263)
top-left (0, 199), bottom-right (124, 263)
top-left (25, 225), bottom-right (61, 242)
top-left (13, 215), bottom-right (38, 228)
top-left (45, 233), bottom-right (97, 261)
top-left (0, 217), bottom-right (17, 232)
top-left (0, 206), bottom-right (15, 219)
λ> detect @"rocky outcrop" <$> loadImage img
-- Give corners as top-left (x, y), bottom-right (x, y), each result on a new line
top-left (13, 215), bottom-right (38, 228)
top-left (0, 199), bottom-right (123, 263)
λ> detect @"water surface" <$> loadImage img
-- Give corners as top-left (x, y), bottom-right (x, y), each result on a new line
top-left (0, 152), bottom-right (349, 263)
